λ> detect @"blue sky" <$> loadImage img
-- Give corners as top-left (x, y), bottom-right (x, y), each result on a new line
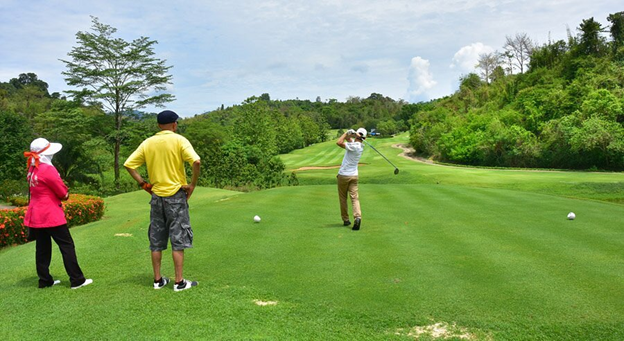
top-left (0, 0), bottom-right (620, 117)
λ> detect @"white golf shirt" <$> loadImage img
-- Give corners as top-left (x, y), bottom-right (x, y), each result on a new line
top-left (338, 141), bottom-right (364, 176)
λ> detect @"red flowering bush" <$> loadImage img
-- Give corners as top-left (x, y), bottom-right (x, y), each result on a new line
top-left (0, 207), bottom-right (28, 246)
top-left (0, 194), bottom-right (105, 247)
top-left (63, 194), bottom-right (105, 227)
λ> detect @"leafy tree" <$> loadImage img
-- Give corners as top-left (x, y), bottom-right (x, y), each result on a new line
top-left (274, 115), bottom-right (305, 152)
top-left (60, 16), bottom-right (174, 189)
top-left (0, 111), bottom-right (33, 181)
top-left (458, 73), bottom-right (483, 110)
top-left (529, 40), bottom-right (569, 70)
top-left (580, 89), bottom-right (623, 120)
top-left (181, 117), bottom-right (227, 187)
top-left (12, 85), bottom-right (50, 119)
top-left (607, 12), bottom-right (624, 58)
top-left (9, 73), bottom-right (50, 95)
top-left (259, 93), bottom-right (271, 102)
top-left (231, 97), bottom-right (278, 156)
top-left (570, 117), bottom-right (624, 168)
top-left (33, 109), bottom-right (112, 186)
top-left (297, 114), bottom-right (322, 146)
top-left (576, 17), bottom-right (607, 56)
top-left (377, 119), bottom-right (398, 136)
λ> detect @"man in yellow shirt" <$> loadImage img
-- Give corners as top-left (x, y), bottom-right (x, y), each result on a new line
top-left (124, 110), bottom-right (201, 292)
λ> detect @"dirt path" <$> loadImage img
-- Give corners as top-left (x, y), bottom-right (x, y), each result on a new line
top-left (392, 143), bottom-right (448, 166)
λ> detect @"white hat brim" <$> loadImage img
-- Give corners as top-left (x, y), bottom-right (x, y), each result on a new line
top-left (39, 142), bottom-right (63, 155)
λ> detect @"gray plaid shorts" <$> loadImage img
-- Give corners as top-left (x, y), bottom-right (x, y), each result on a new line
top-left (148, 190), bottom-right (193, 251)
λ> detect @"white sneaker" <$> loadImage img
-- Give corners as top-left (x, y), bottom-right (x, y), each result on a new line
top-left (52, 280), bottom-right (61, 286)
top-left (174, 279), bottom-right (198, 292)
top-left (71, 278), bottom-right (93, 289)
top-left (154, 276), bottom-right (170, 289)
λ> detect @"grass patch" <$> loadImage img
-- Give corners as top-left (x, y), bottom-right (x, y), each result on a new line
top-left (284, 133), bottom-right (624, 204)
top-left (1, 136), bottom-right (623, 340)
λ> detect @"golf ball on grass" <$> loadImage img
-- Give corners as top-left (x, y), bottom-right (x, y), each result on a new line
top-left (254, 215), bottom-right (261, 223)
top-left (567, 212), bottom-right (576, 220)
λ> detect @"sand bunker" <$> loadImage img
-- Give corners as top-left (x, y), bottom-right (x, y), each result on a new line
top-left (114, 233), bottom-right (133, 237)
top-left (395, 322), bottom-right (484, 340)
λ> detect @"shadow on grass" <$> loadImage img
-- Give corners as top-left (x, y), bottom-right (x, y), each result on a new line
top-left (322, 223), bottom-right (352, 228)
top-left (123, 273), bottom-right (155, 288)
top-left (15, 276), bottom-right (38, 288)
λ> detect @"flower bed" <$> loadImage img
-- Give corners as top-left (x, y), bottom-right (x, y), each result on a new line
top-left (0, 194), bottom-right (105, 247)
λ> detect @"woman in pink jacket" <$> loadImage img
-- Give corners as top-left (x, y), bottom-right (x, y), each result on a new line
top-left (23, 138), bottom-right (92, 289)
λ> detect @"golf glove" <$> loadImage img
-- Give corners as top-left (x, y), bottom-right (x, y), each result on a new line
top-left (140, 182), bottom-right (153, 194)
top-left (347, 129), bottom-right (356, 135)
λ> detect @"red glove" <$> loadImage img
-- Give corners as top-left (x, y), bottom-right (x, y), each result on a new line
top-left (140, 182), bottom-right (153, 194)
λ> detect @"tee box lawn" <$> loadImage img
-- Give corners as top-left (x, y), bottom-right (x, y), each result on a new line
top-left (1, 134), bottom-right (623, 340)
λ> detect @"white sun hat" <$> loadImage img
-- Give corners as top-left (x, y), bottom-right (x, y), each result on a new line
top-left (30, 137), bottom-right (62, 155)
top-left (356, 128), bottom-right (367, 138)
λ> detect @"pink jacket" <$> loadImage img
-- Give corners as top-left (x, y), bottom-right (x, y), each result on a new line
top-left (24, 164), bottom-right (68, 228)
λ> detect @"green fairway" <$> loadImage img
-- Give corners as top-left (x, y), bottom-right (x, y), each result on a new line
top-left (285, 133), bottom-right (624, 204)
top-left (1, 136), bottom-right (623, 340)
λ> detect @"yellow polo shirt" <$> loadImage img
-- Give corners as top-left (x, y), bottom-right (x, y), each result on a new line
top-left (124, 130), bottom-right (200, 197)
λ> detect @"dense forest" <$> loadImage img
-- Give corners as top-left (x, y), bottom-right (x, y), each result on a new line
top-left (0, 76), bottom-right (408, 198)
top-left (409, 13), bottom-right (624, 170)
top-left (1, 12), bottom-right (622, 199)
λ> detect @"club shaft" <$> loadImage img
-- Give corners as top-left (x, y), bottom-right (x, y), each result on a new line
top-left (362, 140), bottom-right (398, 169)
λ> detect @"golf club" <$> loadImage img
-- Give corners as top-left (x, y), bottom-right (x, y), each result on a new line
top-left (361, 138), bottom-right (400, 175)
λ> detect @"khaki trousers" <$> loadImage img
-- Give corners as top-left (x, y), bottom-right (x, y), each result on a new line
top-left (337, 175), bottom-right (361, 221)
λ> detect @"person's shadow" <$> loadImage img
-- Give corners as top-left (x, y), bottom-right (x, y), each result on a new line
top-left (16, 276), bottom-right (39, 288)
top-left (322, 223), bottom-right (350, 228)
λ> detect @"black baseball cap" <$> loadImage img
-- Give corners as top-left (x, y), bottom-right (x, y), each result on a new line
top-left (157, 110), bottom-right (179, 124)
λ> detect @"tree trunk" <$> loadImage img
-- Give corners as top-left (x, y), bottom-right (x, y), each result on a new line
top-left (114, 110), bottom-right (122, 190)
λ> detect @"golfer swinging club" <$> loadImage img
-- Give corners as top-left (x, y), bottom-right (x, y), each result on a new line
top-left (336, 128), bottom-right (367, 230)
top-left (124, 110), bottom-right (201, 292)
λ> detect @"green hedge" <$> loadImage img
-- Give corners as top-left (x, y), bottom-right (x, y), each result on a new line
top-left (0, 194), bottom-right (105, 247)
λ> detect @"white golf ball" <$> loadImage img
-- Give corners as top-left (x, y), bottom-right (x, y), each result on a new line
top-left (567, 212), bottom-right (576, 220)
top-left (254, 215), bottom-right (261, 223)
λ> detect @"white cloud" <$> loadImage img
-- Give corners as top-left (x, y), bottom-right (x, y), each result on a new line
top-left (406, 57), bottom-right (436, 102)
top-left (450, 43), bottom-right (495, 72)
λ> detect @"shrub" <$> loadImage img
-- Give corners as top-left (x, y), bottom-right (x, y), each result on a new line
top-left (0, 194), bottom-right (105, 247)
top-left (0, 180), bottom-right (26, 202)
top-left (63, 194), bottom-right (106, 227)
top-left (7, 196), bottom-right (28, 207)
top-left (0, 207), bottom-right (28, 246)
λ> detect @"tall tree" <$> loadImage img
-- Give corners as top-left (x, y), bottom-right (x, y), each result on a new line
top-left (503, 33), bottom-right (534, 73)
top-left (0, 111), bottom-right (33, 181)
top-left (607, 12), bottom-right (624, 55)
top-left (577, 17), bottom-right (606, 56)
top-left (60, 16), bottom-right (174, 189)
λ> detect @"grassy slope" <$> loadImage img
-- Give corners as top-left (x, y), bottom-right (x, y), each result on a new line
top-left (1, 135), bottom-right (623, 340)
top-left (284, 133), bottom-right (624, 204)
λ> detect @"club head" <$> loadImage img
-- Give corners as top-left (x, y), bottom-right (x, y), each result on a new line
top-left (394, 168), bottom-right (399, 175)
